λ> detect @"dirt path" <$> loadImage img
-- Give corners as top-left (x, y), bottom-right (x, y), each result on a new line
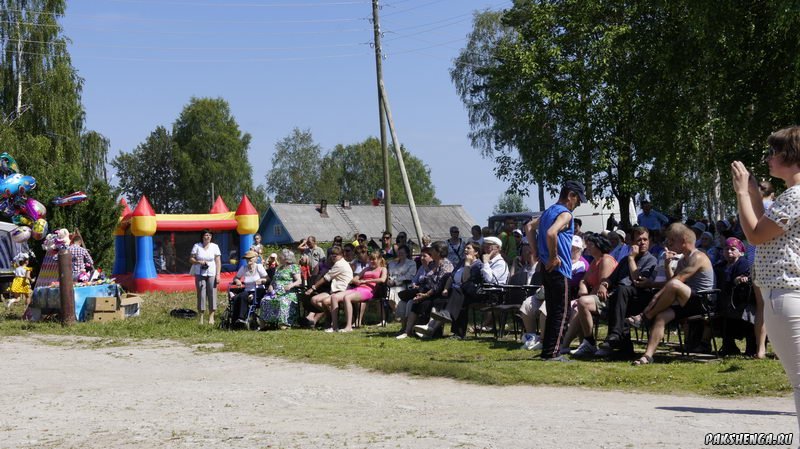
top-left (0, 336), bottom-right (795, 448)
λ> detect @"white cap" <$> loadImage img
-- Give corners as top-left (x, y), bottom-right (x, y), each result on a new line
top-left (571, 235), bottom-right (585, 249)
top-left (484, 236), bottom-right (502, 248)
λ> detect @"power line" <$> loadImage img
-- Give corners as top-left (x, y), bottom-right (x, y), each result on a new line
top-left (1, 14), bottom-right (365, 26)
top-left (6, 48), bottom-right (371, 63)
top-left (2, 37), bottom-right (367, 52)
top-left (107, 0), bottom-right (369, 6)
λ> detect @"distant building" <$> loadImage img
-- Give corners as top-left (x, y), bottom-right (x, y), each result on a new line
top-left (258, 203), bottom-right (476, 247)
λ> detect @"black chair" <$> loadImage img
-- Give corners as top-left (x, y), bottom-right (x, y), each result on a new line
top-left (676, 289), bottom-right (722, 356)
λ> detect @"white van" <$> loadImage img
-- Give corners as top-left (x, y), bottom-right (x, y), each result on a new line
top-left (572, 198), bottom-right (637, 234)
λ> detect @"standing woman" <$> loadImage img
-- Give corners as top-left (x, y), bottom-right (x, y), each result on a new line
top-left (732, 126), bottom-right (800, 433)
top-left (190, 229), bottom-right (222, 325)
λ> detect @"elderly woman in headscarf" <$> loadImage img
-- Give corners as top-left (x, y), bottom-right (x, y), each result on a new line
top-left (714, 237), bottom-right (756, 356)
top-left (259, 248), bottom-right (302, 329)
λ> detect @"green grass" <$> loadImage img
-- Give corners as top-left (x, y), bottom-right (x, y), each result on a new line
top-left (0, 291), bottom-right (790, 397)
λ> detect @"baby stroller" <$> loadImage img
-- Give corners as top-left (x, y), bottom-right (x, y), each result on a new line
top-left (219, 285), bottom-right (266, 331)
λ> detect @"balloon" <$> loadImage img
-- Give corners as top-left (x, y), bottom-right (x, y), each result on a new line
top-left (0, 173), bottom-right (36, 198)
top-left (0, 152), bottom-right (19, 175)
top-left (10, 226), bottom-right (31, 243)
top-left (31, 218), bottom-right (48, 240)
top-left (376, 189), bottom-right (385, 200)
top-left (11, 214), bottom-right (32, 227)
top-left (52, 191), bottom-right (88, 207)
top-left (23, 198), bottom-right (46, 220)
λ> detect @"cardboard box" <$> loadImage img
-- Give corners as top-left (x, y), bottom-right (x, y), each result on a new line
top-left (92, 309), bottom-right (124, 322)
top-left (92, 296), bottom-right (118, 312)
top-left (120, 293), bottom-right (142, 307)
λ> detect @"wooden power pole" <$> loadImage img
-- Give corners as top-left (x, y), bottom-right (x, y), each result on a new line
top-left (372, 0), bottom-right (391, 235)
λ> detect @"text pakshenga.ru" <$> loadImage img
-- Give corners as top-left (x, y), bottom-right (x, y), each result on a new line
top-left (704, 433), bottom-right (793, 446)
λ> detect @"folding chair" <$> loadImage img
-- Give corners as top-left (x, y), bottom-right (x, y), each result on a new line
top-left (676, 289), bottom-right (721, 356)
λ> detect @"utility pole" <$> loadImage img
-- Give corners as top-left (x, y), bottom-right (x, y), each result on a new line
top-left (372, 0), bottom-right (391, 235)
top-left (379, 80), bottom-right (423, 245)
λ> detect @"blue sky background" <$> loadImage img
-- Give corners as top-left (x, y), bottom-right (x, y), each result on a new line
top-left (61, 0), bottom-right (546, 224)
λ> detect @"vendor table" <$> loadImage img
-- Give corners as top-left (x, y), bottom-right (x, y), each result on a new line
top-left (30, 283), bottom-right (122, 321)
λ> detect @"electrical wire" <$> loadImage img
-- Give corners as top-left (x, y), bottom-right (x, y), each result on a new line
top-left (4, 48), bottom-right (371, 63)
top-left (2, 37), bottom-right (366, 52)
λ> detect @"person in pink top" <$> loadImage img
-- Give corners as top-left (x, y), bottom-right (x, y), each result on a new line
top-left (329, 251), bottom-right (387, 332)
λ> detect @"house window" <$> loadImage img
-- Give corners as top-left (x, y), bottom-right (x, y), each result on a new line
top-left (273, 225), bottom-right (282, 236)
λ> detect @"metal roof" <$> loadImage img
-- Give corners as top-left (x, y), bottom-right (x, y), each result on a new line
top-left (263, 203), bottom-right (477, 244)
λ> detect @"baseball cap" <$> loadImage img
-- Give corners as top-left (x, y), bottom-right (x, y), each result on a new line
top-left (563, 180), bottom-right (588, 203)
top-left (571, 235), bottom-right (585, 249)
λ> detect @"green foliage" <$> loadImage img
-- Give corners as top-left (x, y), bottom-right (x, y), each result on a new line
top-left (493, 193), bottom-right (527, 215)
top-left (0, 1), bottom-right (119, 266)
top-left (452, 2), bottom-right (800, 223)
top-left (265, 132), bottom-right (440, 206)
top-left (77, 181), bottom-right (121, 270)
top-left (111, 126), bottom-right (182, 213)
top-left (266, 128), bottom-right (322, 203)
top-left (172, 97), bottom-right (267, 213)
top-left (316, 137), bottom-right (439, 205)
top-left (80, 131), bottom-right (109, 186)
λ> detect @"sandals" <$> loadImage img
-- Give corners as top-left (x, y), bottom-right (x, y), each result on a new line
top-left (632, 354), bottom-right (653, 366)
top-left (626, 314), bottom-right (649, 329)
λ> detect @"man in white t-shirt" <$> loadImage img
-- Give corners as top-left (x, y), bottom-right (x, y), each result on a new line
top-left (303, 246), bottom-right (353, 329)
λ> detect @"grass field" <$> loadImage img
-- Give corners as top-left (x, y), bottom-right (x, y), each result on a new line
top-left (0, 290), bottom-right (790, 398)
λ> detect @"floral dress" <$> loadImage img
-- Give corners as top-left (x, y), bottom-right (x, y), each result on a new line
top-left (259, 263), bottom-right (300, 326)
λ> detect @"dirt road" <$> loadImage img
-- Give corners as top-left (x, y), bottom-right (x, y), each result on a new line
top-left (0, 336), bottom-right (795, 448)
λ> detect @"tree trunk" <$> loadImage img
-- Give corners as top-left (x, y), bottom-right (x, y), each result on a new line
top-left (14, 20), bottom-right (23, 120)
top-left (618, 192), bottom-right (632, 229)
top-left (537, 182), bottom-right (545, 211)
top-left (58, 248), bottom-right (76, 326)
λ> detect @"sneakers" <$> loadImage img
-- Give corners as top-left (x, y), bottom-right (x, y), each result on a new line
top-left (559, 346), bottom-right (572, 355)
top-left (413, 324), bottom-right (434, 338)
top-left (594, 347), bottom-right (614, 357)
top-left (521, 333), bottom-right (541, 350)
top-left (396, 333), bottom-right (408, 340)
top-left (431, 309), bottom-right (452, 323)
top-left (324, 327), bottom-right (337, 333)
top-left (571, 339), bottom-right (598, 358)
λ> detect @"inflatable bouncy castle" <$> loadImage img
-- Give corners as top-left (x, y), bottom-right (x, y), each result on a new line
top-left (113, 195), bottom-right (259, 292)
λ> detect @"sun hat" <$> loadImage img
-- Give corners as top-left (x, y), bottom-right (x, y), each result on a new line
top-left (243, 250), bottom-right (259, 259)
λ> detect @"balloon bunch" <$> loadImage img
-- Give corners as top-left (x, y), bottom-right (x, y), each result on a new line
top-left (0, 152), bottom-right (48, 243)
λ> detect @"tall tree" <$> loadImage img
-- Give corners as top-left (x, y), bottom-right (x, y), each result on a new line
top-left (172, 97), bottom-right (266, 213)
top-left (265, 128), bottom-right (322, 203)
top-left (0, 1), bottom-right (119, 259)
top-left (493, 193), bottom-right (527, 215)
top-left (75, 180), bottom-right (120, 271)
top-left (111, 126), bottom-right (182, 213)
top-left (453, 2), bottom-right (800, 225)
top-left (80, 130), bottom-right (109, 186)
top-left (316, 137), bottom-right (439, 206)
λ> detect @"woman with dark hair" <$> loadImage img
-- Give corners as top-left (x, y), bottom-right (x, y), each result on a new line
top-left (189, 229), bottom-right (222, 325)
top-left (732, 126), bottom-right (800, 433)
top-left (560, 233), bottom-right (617, 356)
top-left (396, 241), bottom-right (454, 339)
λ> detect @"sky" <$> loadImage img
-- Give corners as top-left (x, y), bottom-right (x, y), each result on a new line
top-left (59, 0), bottom-right (543, 225)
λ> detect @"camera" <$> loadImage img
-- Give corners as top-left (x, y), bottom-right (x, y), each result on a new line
top-left (201, 262), bottom-right (209, 269)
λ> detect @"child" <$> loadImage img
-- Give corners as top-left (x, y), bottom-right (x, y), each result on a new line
top-left (8, 253), bottom-right (33, 308)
